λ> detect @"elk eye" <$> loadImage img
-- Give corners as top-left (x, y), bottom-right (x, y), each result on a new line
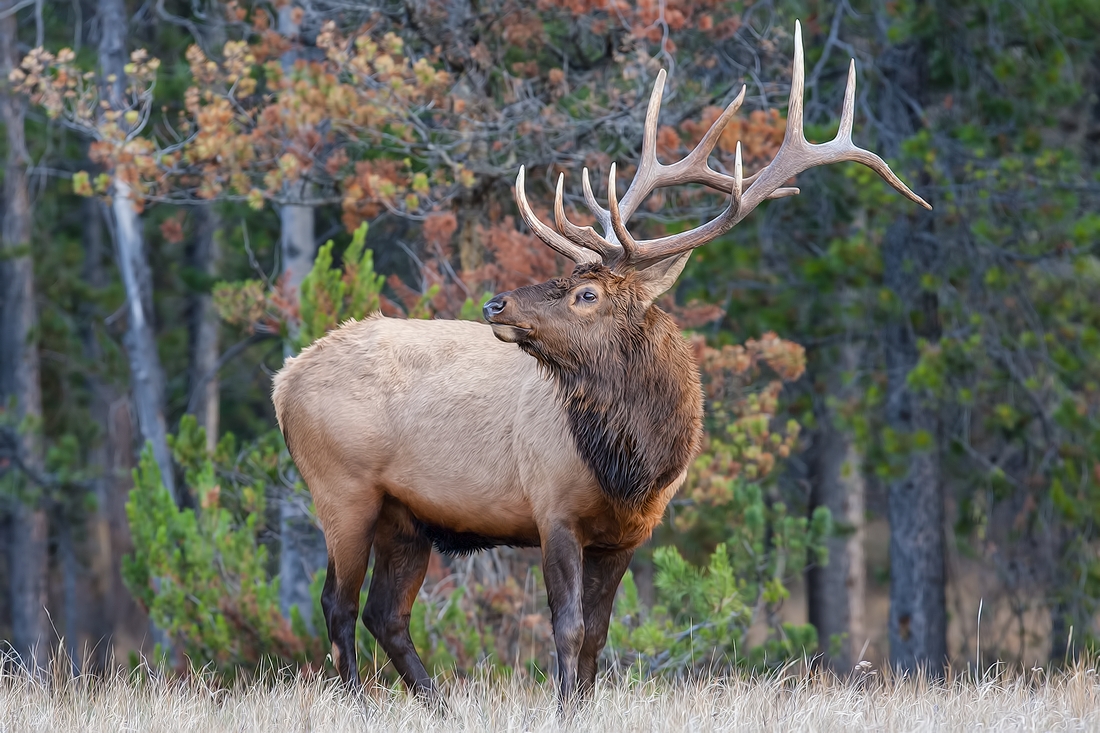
top-left (578, 290), bottom-right (597, 303)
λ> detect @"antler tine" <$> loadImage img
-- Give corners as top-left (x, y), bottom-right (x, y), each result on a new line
top-left (787, 21), bottom-right (807, 147)
top-left (733, 140), bottom-right (743, 200)
top-left (693, 86), bottom-right (746, 165)
top-left (607, 162), bottom-right (639, 262)
top-left (824, 58), bottom-right (929, 208)
top-left (515, 166), bottom-right (602, 265)
top-left (553, 173), bottom-right (621, 260)
top-left (645, 71), bottom-right (666, 140)
top-left (612, 70), bottom-right (667, 224)
top-left (581, 167), bottom-right (612, 235)
top-left (838, 58), bottom-right (856, 142)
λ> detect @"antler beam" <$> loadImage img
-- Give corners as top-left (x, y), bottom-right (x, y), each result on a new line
top-left (515, 20), bottom-right (932, 272)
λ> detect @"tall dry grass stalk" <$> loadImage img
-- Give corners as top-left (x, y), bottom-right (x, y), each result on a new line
top-left (2, 654), bottom-right (1100, 732)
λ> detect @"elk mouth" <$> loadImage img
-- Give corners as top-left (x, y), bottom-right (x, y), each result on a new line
top-left (489, 323), bottom-right (532, 343)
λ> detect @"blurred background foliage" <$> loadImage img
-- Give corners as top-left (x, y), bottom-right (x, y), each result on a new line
top-left (1, 0), bottom-right (1100, 685)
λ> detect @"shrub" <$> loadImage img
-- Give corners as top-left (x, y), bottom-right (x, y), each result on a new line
top-left (610, 487), bottom-right (830, 674)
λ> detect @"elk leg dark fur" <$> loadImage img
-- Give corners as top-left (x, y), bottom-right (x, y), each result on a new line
top-left (542, 526), bottom-right (586, 705)
top-left (577, 548), bottom-right (633, 696)
top-left (319, 498), bottom-right (378, 689)
top-left (321, 555), bottom-right (369, 689)
top-left (362, 519), bottom-right (436, 698)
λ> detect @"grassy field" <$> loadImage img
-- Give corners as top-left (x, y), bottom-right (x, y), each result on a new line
top-left (3, 662), bottom-right (1100, 732)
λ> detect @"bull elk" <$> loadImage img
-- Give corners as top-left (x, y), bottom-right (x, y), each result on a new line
top-left (272, 21), bottom-right (930, 703)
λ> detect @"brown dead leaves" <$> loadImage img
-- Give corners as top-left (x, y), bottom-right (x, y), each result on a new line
top-left (16, 19), bottom-right (456, 213)
top-left (12, 48), bottom-right (168, 207)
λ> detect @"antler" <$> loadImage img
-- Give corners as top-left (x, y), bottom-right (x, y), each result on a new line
top-left (515, 20), bottom-right (931, 272)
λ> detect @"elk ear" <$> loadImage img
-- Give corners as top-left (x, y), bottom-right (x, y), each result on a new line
top-left (635, 251), bottom-right (692, 307)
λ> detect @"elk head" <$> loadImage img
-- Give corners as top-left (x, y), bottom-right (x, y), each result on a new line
top-left (483, 263), bottom-right (664, 373)
top-left (485, 20), bottom-right (931, 358)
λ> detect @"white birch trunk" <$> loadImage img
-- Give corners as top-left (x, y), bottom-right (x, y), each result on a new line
top-left (277, 191), bottom-right (327, 630)
top-left (111, 182), bottom-right (177, 503)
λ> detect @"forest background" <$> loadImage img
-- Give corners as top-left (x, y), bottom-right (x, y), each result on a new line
top-left (1, 0), bottom-right (1100, 684)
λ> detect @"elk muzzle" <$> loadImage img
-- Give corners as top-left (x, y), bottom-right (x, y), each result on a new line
top-left (484, 292), bottom-right (532, 343)
top-left (483, 294), bottom-right (506, 319)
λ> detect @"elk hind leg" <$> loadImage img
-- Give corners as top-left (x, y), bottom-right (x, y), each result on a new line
top-left (361, 503), bottom-right (435, 698)
top-left (318, 489), bottom-right (380, 689)
top-left (577, 548), bottom-right (633, 696)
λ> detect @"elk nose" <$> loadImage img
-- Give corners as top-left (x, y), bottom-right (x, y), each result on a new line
top-left (483, 295), bottom-right (506, 320)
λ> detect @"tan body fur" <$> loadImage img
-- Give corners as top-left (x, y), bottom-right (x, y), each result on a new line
top-left (274, 314), bottom-right (682, 572)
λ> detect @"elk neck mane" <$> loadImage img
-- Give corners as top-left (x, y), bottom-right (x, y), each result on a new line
top-left (523, 301), bottom-right (703, 508)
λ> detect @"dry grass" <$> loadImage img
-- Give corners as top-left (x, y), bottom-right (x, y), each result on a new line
top-left (3, 662), bottom-right (1100, 732)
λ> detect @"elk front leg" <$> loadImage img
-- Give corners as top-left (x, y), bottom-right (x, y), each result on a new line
top-left (541, 526), bottom-right (585, 705)
top-left (578, 548), bottom-right (633, 696)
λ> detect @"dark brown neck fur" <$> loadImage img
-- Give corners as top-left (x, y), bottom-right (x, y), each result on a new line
top-left (522, 305), bottom-right (703, 507)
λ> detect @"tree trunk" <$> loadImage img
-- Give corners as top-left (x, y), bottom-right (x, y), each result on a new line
top-left (1048, 525), bottom-right (1081, 666)
top-left (1049, 595), bottom-right (1079, 665)
top-left (187, 204), bottom-right (221, 453)
top-left (105, 397), bottom-right (149, 656)
top-left (58, 516), bottom-right (80, 671)
top-left (874, 9), bottom-right (946, 673)
top-left (882, 216), bottom-right (946, 673)
top-left (0, 512), bottom-right (9, 639)
top-left (81, 197), bottom-right (115, 671)
top-left (275, 3), bottom-right (327, 631)
top-left (8, 514), bottom-right (49, 670)
top-left (806, 415), bottom-right (866, 671)
top-left (79, 196), bottom-right (147, 669)
top-left (184, 0), bottom-right (224, 458)
top-left (0, 0), bottom-right (50, 672)
top-left (804, 292), bottom-right (867, 672)
top-left (98, 0), bottom-right (176, 503)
